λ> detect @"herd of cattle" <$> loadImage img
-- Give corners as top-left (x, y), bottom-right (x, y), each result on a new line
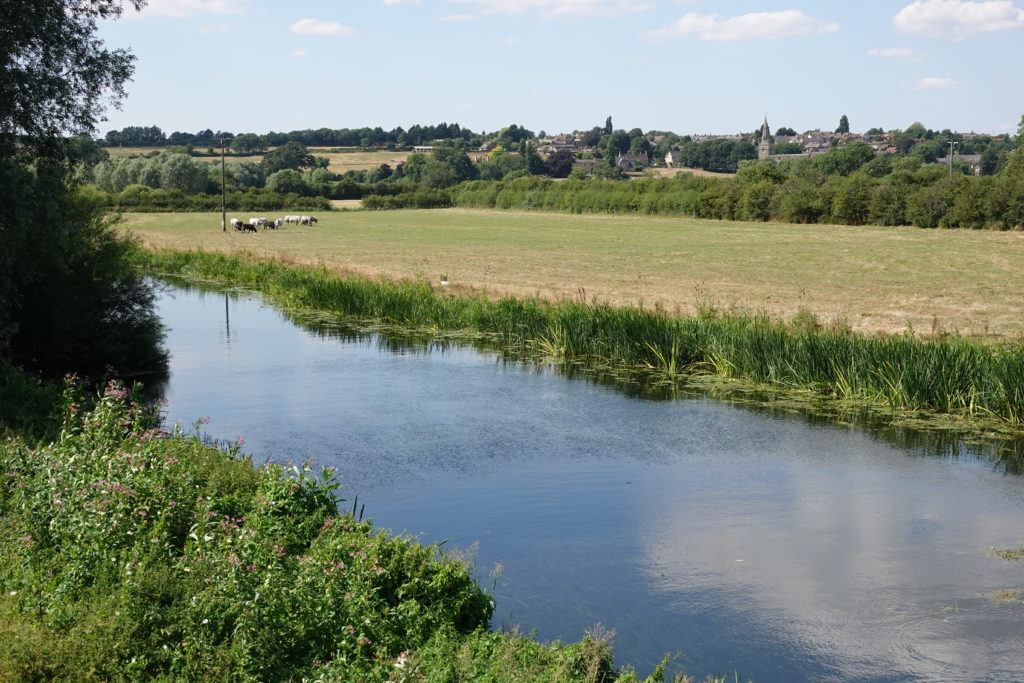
top-left (230, 215), bottom-right (319, 232)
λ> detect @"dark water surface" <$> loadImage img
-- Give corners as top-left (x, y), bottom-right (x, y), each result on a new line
top-left (156, 282), bottom-right (1024, 682)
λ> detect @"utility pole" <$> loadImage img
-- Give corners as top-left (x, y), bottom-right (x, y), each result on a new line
top-left (948, 140), bottom-right (959, 179)
top-left (217, 136), bottom-right (232, 231)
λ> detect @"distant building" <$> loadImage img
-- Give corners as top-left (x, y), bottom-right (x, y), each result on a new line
top-left (615, 152), bottom-right (649, 172)
top-left (757, 118), bottom-right (774, 160)
top-left (412, 145), bottom-right (434, 154)
top-left (936, 154), bottom-right (984, 175)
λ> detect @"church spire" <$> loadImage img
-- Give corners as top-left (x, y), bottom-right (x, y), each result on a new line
top-left (758, 116), bottom-right (774, 160)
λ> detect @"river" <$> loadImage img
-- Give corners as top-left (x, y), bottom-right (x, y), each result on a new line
top-left (155, 280), bottom-right (1024, 682)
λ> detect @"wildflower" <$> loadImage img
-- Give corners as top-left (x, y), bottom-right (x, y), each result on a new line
top-left (202, 619), bottom-right (209, 624)
top-left (321, 518), bottom-right (334, 531)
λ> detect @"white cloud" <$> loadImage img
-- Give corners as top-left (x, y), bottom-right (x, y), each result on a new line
top-left (446, 0), bottom-right (653, 19)
top-left (289, 19), bottom-right (355, 36)
top-left (867, 46), bottom-right (927, 61)
top-left (907, 76), bottom-right (962, 89)
top-left (292, 48), bottom-right (308, 57)
top-left (441, 13), bottom-right (481, 20)
top-left (127, 0), bottom-right (249, 18)
top-left (641, 9), bottom-right (839, 42)
top-left (504, 36), bottom-right (521, 44)
top-left (894, 0), bottom-right (1024, 39)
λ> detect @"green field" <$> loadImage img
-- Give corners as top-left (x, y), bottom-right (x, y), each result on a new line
top-left (117, 209), bottom-right (1024, 338)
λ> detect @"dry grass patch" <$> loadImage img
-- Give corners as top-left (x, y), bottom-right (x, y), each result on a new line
top-left (117, 209), bottom-right (1024, 338)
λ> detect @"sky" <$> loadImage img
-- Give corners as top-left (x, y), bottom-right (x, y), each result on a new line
top-left (97, 0), bottom-right (1024, 137)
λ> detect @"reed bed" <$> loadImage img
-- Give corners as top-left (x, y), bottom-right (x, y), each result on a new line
top-left (138, 248), bottom-right (1024, 426)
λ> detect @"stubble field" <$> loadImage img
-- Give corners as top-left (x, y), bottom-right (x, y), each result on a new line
top-left (118, 208), bottom-right (1024, 338)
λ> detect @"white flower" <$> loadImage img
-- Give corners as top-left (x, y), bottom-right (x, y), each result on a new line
top-left (202, 618), bottom-right (209, 624)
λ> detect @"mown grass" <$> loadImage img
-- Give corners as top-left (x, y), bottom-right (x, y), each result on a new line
top-left (0, 377), bottom-right (707, 682)
top-left (116, 209), bottom-right (1024, 338)
top-left (137, 248), bottom-right (1024, 429)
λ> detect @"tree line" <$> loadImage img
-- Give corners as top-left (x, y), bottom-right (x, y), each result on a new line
top-left (444, 149), bottom-right (1024, 230)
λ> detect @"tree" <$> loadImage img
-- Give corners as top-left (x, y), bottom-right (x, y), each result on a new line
top-left (230, 133), bottom-right (265, 154)
top-left (261, 141), bottom-right (314, 174)
top-left (775, 127), bottom-right (797, 137)
top-left (604, 116), bottom-right (613, 135)
top-left (581, 127), bottom-right (603, 147)
top-left (265, 169), bottom-right (309, 195)
top-left (603, 130), bottom-right (630, 159)
top-left (0, 0), bottom-right (140, 157)
top-left (904, 121), bottom-right (927, 139)
top-left (545, 149), bottom-right (576, 178)
top-left (1, 0), bottom-right (165, 377)
top-left (836, 115), bottom-right (850, 134)
top-left (629, 136), bottom-right (652, 158)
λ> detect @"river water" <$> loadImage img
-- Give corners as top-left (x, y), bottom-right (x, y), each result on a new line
top-left (155, 281), bottom-right (1024, 682)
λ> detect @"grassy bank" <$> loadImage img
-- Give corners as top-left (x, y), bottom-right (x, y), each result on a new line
top-left (138, 248), bottom-right (1024, 431)
top-left (116, 209), bottom-right (1024, 337)
top-left (0, 376), bottom-right (697, 682)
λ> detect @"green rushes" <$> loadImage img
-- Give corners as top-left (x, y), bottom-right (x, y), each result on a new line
top-left (138, 248), bottom-right (1024, 429)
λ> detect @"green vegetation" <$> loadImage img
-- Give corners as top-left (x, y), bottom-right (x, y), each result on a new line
top-left (137, 249), bottom-right (1024, 430)
top-left (1, 0), bottom-right (165, 381)
top-left (448, 151), bottom-right (1024, 229)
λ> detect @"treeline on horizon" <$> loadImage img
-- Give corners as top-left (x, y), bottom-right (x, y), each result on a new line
top-left (84, 132), bottom-right (1024, 229)
top-left (447, 149), bottom-right (1024, 230)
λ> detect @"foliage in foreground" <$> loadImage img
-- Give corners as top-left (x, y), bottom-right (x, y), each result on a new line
top-left (0, 379), bottom-right (692, 682)
top-left (138, 249), bottom-right (1024, 426)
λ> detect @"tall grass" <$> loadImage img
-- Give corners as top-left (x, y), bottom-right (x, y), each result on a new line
top-left (138, 248), bottom-right (1024, 426)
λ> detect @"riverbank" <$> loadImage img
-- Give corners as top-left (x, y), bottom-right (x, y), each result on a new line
top-left (0, 372), bottom-right (693, 682)
top-left (136, 248), bottom-right (1024, 443)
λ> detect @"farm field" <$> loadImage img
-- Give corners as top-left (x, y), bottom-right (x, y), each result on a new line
top-left (118, 209), bottom-right (1024, 338)
top-left (105, 146), bottom-right (410, 174)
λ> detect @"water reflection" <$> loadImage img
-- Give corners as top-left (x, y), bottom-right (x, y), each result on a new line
top-left (155, 277), bottom-right (1024, 682)
top-left (160, 276), bottom-right (1024, 475)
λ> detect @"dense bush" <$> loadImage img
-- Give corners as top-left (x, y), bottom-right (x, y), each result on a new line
top-left (362, 188), bottom-right (451, 210)
top-left (103, 186), bottom-right (330, 212)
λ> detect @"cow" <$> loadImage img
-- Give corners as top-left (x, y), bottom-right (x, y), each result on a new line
top-left (284, 215), bottom-right (301, 225)
top-left (274, 218), bottom-right (283, 229)
top-left (230, 218), bottom-right (244, 231)
top-left (300, 215), bottom-right (318, 226)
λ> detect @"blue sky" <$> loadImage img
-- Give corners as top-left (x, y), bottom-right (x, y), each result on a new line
top-left (98, 0), bottom-right (1024, 137)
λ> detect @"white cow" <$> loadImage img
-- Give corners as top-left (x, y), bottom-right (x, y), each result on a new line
top-left (300, 215), bottom-right (318, 225)
top-left (230, 218), bottom-right (243, 231)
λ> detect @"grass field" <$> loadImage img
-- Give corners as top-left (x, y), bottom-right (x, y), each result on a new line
top-left (117, 209), bottom-right (1024, 338)
top-left (105, 146), bottom-right (410, 174)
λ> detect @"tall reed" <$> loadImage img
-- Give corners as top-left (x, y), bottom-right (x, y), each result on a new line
top-left (138, 248), bottom-right (1024, 426)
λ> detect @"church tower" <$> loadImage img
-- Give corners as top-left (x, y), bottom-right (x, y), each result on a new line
top-left (757, 117), bottom-right (774, 160)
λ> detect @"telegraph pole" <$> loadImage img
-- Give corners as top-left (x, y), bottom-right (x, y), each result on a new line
top-left (948, 140), bottom-right (959, 179)
top-left (217, 136), bottom-right (232, 231)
